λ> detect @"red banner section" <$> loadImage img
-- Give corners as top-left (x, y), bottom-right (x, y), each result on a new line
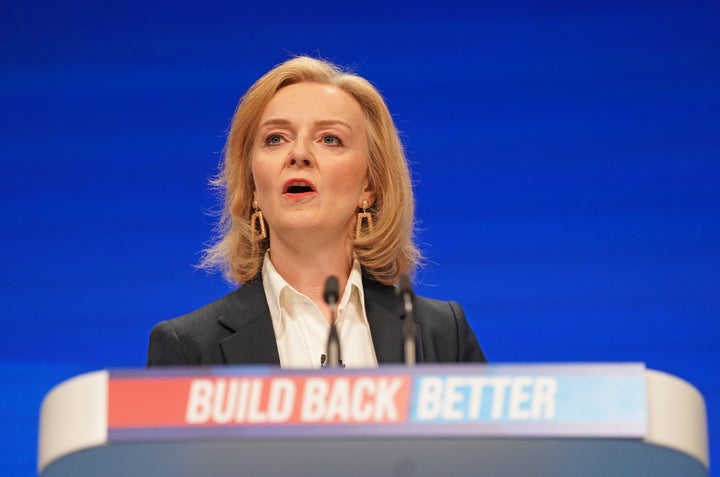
top-left (109, 374), bottom-right (410, 428)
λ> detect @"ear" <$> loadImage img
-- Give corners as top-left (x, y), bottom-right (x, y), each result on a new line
top-left (360, 178), bottom-right (376, 208)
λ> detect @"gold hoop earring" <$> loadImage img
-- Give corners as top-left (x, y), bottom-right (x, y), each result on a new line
top-left (355, 199), bottom-right (374, 240)
top-left (250, 200), bottom-right (267, 241)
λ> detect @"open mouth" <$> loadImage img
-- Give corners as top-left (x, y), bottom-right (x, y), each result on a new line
top-left (283, 180), bottom-right (316, 195)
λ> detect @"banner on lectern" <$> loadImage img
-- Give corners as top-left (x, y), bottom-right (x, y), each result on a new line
top-left (107, 364), bottom-right (647, 441)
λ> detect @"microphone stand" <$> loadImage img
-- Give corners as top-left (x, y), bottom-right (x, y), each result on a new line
top-left (397, 275), bottom-right (416, 366)
top-left (323, 276), bottom-right (341, 367)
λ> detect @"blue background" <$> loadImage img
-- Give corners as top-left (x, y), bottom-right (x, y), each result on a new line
top-left (1, 1), bottom-right (718, 475)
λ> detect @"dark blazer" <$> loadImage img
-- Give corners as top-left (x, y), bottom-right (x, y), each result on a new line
top-left (147, 277), bottom-right (486, 366)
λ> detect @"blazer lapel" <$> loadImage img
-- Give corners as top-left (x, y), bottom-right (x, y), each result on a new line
top-left (214, 276), bottom-right (419, 366)
top-left (217, 279), bottom-right (281, 365)
top-left (364, 278), bottom-right (422, 364)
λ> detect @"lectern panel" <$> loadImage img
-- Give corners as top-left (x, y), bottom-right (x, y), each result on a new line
top-left (38, 364), bottom-right (708, 477)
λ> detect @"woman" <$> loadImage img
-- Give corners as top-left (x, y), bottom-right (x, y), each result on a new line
top-left (147, 56), bottom-right (485, 367)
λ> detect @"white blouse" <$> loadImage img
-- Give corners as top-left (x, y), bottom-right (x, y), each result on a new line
top-left (261, 253), bottom-right (378, 369)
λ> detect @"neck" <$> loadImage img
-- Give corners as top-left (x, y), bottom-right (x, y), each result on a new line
top-left (268, 234), bottom-right (354, 323)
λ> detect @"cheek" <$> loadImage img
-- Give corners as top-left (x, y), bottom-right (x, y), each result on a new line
top-left (250, 159), bottom-right (271, 192)
top-left (250, 171), bottom-right (271, 209)
top-left (342, 160), bottom-right (370, 195)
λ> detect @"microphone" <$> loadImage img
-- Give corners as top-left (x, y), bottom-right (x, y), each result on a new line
top-left (397, 274), bottom-right (416, 366)
top-left (323, 276), bottom-right (342, 367)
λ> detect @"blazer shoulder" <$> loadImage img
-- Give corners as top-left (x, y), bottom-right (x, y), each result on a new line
top-left (167, 294), bottom-right (227, 330)
top-left (413, 295), bottom-right (487, 363)
top-left (146, 287), bottom-right (246, 366)
top-left (413, 295), bottom-right (459, 324)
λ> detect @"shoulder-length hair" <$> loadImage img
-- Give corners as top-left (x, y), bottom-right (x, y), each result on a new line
top-left (201, 56), bottom-right (420, 286)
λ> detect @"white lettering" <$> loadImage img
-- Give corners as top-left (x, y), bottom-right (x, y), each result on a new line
top-left (185, 378), bottom-right (298, 425)
top-left (414, 375), bottom-right (557, 422)
top-left (233, 379), bottom-right (250, 422)
top-left (373, 378), bottom-right (402, 421)
top-left (531, 377), bottom-right (557, 419)
top-left (301, 378), bottom-right (328, 422)
top-left (247, 379), bottom-right (267, 423)
top-left (442, 377), bottom-right (466, 420)
top-left (325, 378), bottom-right (351, 421)
top-left (267, 378), bottom-right (295, 422)
top-left (211, 379), bottom-right (237, 424)
top-left (489, 377), bottom-right (512, 419)
top-left (415, 377), bottom-right (444, 420)
top-left (465, 377), bottom-right (486, 419)
top-left (185, 379), bottom-right (213, 424)
top-left (351, 377), bottom-right (374, 422)
top-left (508, 377), bottom-right (533, 419)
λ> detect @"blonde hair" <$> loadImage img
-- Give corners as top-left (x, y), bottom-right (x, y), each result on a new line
top-left (201, 56), bottom-right (420, 285)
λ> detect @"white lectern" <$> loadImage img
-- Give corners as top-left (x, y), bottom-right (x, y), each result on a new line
top-left (38, 363), bottom-right (709, 477)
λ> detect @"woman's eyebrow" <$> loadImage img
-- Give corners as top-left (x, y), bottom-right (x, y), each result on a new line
top-left (259, 118), bottom-right (354, 131)
top-left (314, 119), bottom-right (353, 131)
top-left (258, 118), bottom-right (292, 129)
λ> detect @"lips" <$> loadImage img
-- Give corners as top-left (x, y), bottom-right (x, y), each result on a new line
top-left (283, 179), bottom-right (317, 195)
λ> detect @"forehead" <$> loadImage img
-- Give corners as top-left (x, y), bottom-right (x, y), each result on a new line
top-left (260, 82), bottom-right (366, 127)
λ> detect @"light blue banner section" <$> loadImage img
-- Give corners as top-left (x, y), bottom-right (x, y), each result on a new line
top-left (409, 364), bottom-right (646, 435)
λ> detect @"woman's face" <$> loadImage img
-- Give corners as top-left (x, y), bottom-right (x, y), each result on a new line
top-left (251, 82), bottom-right (373, 244)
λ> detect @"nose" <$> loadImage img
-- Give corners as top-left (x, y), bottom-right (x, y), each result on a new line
top-left (287, 137), bottom-right (315, 168)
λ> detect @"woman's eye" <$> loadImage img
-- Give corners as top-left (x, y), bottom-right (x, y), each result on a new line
top-left (264, 133), bottom-right (283, 145)
top-left (322, 135), bottom-right (342, 146)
